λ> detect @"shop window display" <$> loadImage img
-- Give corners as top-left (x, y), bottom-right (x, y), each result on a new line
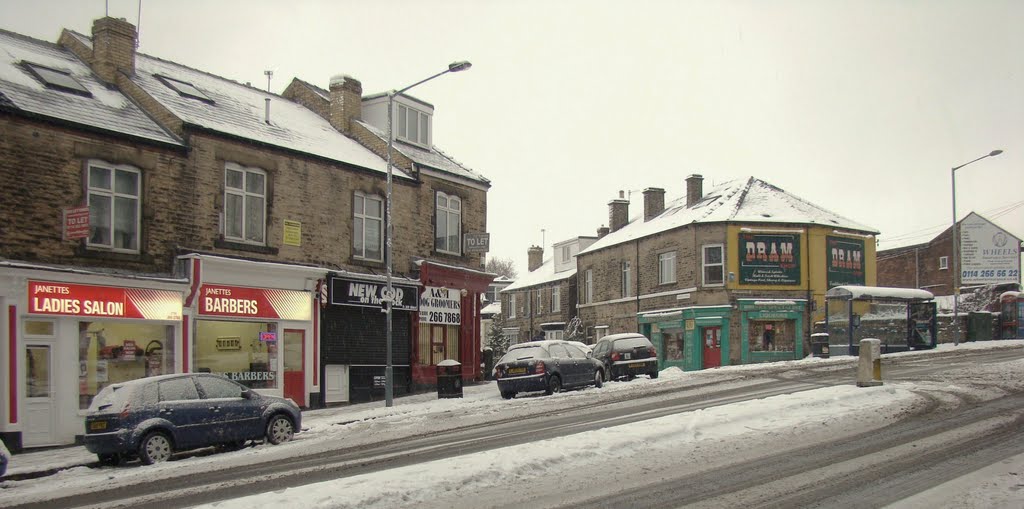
top-left (79, 321), bottom-right (176, 409)
top-left (749, 320), bottom-right (795, 352)
top-left (195, 320), bottom-right (279, 389)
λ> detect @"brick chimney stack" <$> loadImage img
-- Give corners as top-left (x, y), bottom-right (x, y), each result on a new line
top-left (597, 225), bottom-right (610, 238)
top-left (91, 17), bottom-right (136, 83)
top-left (329, 75), bottom-right (362, 135)
top-left (686, 174), bottom-right (704, 208)
top-left (643, 187), bottom-right (665, 222)
top-left (527, 245), bottom-right (544, 272)
top-left (609, 190), bottom-right (629, 232)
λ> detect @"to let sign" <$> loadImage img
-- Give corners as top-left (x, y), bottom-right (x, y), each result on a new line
top-left (64, 207), bottom-right (90, 241)
top-left (464, 233), bottom-right (490, 253)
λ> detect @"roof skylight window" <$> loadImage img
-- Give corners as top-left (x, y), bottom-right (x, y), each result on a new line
top-left (156, 75), bottom-right (214, 104)
top-left (23, 62), bottom-right (91, 96)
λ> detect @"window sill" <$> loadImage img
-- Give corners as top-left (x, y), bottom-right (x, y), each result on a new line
top-left (76, 246), bottom-right (152, 264)
top-left (215, 239), bottom-right (279, 255)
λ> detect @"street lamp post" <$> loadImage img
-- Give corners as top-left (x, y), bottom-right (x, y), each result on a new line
top-left (384, 61), bottom-right (472, 407)
top-left (950, 149), bottom-right (1003, 346)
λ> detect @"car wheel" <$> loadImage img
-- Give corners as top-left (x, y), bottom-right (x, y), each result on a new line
top-left (545, 375), bottom-right (562, 395)
top-left (649, 371), bottom-right (660, 379)
top-left (266, 414), bottom-right (295, 445)
top-left (138, 432), bottom-right (173, 465)
top-left (500, 391), bottom-right (515, 400)
top-left (593, 370), bottom-right (604, 388)
top-left (97, 453), bottom-right (122, 466)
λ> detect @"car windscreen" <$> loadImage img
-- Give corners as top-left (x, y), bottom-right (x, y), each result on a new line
top-left (498, 346), bottom-right (546, 363)
top-left (613, 337), bottom-right (652, 349)
top-left (87, 384), bottom-right (132, 412)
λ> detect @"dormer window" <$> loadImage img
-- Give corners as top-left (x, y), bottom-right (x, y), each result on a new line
top-left (397, 103), bottom-right (429, 146)
top-left (23, 62), bottom-right (91, 96)
top-left (156, 75), bottom-right (214, 104)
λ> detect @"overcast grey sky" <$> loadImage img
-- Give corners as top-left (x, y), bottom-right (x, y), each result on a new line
top-left (3, 0), bottom-right (1021, 276)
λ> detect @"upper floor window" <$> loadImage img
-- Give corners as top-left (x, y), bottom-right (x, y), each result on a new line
top-left (87, 161), bottom-right (140, 252)
top-left (397, 103), bottom-right (429, 146)
top-left (622, 261), bottom-right (633, 297)
top-left (24, 62), bottom-right (91, 96)
top-left (659, 251), bottom-right (677, 284)
top-left (353, 192), bottom-right (383, 261)
top-left (536, 289), bottom-right (544, 314)
top-left (703, 244), bottom-right (725, 286)
top-left (551, 287), bottom-right (561, 313)
top-left (435, 192), bottom-right (461, 255)
top-left (156, 75), bottom-right (214, 104)
top-left (584, 269), bottom-right (593, 304)
top-left (224, 163), bottom-right (266, 245)
top-left (561, 246), bottom-right (571, 263)
top-left (508, 294), bottom-right (517, 319)
top-left (939, 256), bottom-right (949, 270)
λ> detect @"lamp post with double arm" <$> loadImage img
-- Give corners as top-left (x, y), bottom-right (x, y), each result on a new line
top-left (384, 61), bottom-right (472, 407)
top-left (950, 149), bottom-right (1003, 346)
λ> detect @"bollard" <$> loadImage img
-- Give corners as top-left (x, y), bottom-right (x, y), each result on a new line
top-left (856, 338), bottom-right (882, 387)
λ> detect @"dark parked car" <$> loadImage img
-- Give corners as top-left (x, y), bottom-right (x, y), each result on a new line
top-left (83, 373), bottom-right (301, 465)
top-left (592, 333), bottom-right (660, 381)
top-left (0, 437), bottom-right (9, 477)
top-left (494, 340), bottom-right (604, 399)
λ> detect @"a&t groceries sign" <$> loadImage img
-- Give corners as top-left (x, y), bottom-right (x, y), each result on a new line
top-left (420, 286), bottom-right (461, 325)
top-left (28, 281), bottom-right (182, 320)
top-left (959, 213), bottom-right (1021, 285)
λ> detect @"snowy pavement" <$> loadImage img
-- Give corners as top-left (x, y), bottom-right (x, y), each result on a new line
top-left (2, 341), bottom-right (1023, 508)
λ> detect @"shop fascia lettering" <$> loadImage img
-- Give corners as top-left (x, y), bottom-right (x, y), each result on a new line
top-left (28, 280), bottom-right (183, 320)
top-left (348, 282), bottom-right (404, 306)
top-left (222, 371), bottom-right (276, 381)
top-left (201, 286), bottom-right (259, 316)
top-left (421, 287), bottom-right (461, 310)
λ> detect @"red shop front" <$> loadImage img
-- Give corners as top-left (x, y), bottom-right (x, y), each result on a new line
top-left (412, 261), bottom-right (494, 388)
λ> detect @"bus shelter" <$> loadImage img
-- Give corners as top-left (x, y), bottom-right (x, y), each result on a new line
top-left (824, 286), bottom-right (937, 356)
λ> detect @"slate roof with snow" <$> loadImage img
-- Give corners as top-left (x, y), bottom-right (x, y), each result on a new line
top-left (580, 177), bottom-right (880, 255)
top-left (501, 258), bottom-right (575, 292)
top-left (61, 31), bottom-right (404, 178)
top-left (290, 79), bottom-right (487, 186)
top-left (0, 29), bottom-right (181, 147)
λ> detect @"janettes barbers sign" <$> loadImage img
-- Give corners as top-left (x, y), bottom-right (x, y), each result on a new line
top-left (329, 276), bottom-right (419, 311)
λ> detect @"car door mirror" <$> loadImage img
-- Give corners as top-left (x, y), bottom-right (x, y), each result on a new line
top-left (241, 388), bottom-right (254, 399)
top-left (586, 351), bottom-right (593, 359)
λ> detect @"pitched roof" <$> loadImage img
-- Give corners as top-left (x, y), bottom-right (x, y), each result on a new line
top-left (581, 177), bottom-right (879, 255)
top-left (0, 29), bottom-right (181, 147)
top-left (501, 257), bottom-right (575, 292)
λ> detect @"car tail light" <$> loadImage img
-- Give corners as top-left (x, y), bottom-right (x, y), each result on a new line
top-left (495, 366), bottom-right (504, 379)
top-left (118, 401), bottom-right (131, 420)
top-left (610, 352), bottom-right (620, 362)
top-left (648, 346), bottom-right (657, 357)
top-left (534, 361), bottom-right (546, 374)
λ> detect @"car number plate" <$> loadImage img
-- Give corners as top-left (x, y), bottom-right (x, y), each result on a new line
top-left (628, 362), bottom-right (644, 368)
top-left (506, 367), bottom-right (527, 375)
top-left (89, 420), bottom-right (107, 431)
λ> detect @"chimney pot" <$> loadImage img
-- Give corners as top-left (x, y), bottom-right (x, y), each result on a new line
top-left (686, 174), bottom-right (704, 208)
top-left (597, 226), bottom-right (610, 238)
top-left (91, 17), bottom-right (137, 83)
top-left (329, 74), bottom-right (362, 134)
top-left (527, 245), bottom-right (544, 272)
top-left (643, 187), bottom-right (665, 222)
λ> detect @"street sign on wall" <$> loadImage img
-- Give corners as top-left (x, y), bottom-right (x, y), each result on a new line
top-left (464, 233), bottom-right (490, 253)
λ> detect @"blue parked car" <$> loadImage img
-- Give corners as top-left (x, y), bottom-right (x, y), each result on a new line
top-left (83, 373), bottom-right (301, 465)
top-left (0, 436), bottom-right (9, 477)
top-left (494, 340), bottom-right (604, 399)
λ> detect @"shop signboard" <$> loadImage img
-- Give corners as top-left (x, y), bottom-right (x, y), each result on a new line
top-left (959, 213), bottom-right (1021, 285)
top-left (198, 284), bottom-right (311, 320)
top-left (329, 277), bottom-right (418, 311)
top-left (826, 236), bottom-right (866, 288)
top-left (28, 280), bottom-right (182, 320)
top-left (464, 233), bottom-right (490, 253)
top-left (63, 206), bottom-right (90, 240)
top-left (738, 233), bottom-right (801, 285)
top-left (420, 286), bottom-right (461, 325)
